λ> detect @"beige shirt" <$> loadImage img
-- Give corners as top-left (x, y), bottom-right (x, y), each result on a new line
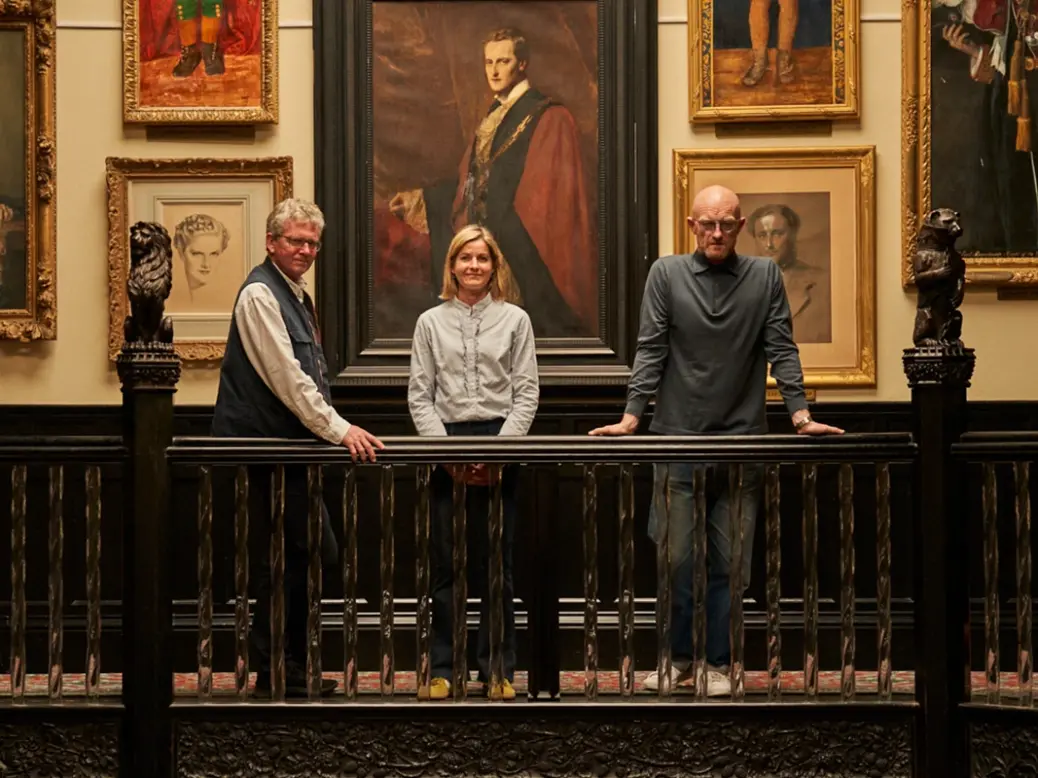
top-left (234, 264), bottom-right (350, 444)
top-left (408, 295), bottom-right (539, 436)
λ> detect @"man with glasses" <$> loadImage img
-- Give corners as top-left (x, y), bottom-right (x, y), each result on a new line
top-left (590, 184), bottom-right (841, 696)
top-left (212, 198), bottom-right (384, 698)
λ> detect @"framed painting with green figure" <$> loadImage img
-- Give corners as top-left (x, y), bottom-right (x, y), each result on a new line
top-left (123, 0), bottom-right (279, 124)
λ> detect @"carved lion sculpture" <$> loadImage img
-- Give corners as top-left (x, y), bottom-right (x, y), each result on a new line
top-left (123, 220), bottom-right (174, 347)
top-left (912, 208), bottom-right (965, 348)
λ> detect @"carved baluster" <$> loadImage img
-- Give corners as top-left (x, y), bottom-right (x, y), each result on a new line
top-left (48, 465), bottom-right (64, 701)
top-left (765, 464), bottom-right (782, 701)
top-left (582, 464), bottom-right (599, 700)
top-left (197, 466), bottom-right (213, 701)
top-left (655, 465), bottom-right (672, 698)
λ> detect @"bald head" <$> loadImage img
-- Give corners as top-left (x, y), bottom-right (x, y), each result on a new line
top-left (688, 185), bottom-right (745, 263)
top-left (691, 185), bottom-right (741, 220)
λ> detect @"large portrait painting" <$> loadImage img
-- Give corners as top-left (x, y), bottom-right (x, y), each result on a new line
top-left (122, 0), bottom-right (278, 124)
top-left (106, 157), bottom-right (293, 361)
top-left (0, 0), bottom-right (55, 341)
top-left (689, 0), bottom-right (859, 122)
top-left (314, 0), bottom-right (657, 385)
top-left (903, 0), bottom-right (1038, 285)
top-left (674, 147), bottom-right (875, 388)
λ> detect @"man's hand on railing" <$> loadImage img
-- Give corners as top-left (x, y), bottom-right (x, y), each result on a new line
top-left (795, 418), bottom-right (845, 436)
top-left (341, 425), bottom-right (385, 462)
top-left (587, 413), bottom-right (640, 436)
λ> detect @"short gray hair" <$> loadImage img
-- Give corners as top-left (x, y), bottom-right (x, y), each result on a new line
top-left (266, 198), bottom-right (326, 237)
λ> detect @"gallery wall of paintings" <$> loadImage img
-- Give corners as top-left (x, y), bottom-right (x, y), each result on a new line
top-left (1, 0), bottom-right (1038, 404)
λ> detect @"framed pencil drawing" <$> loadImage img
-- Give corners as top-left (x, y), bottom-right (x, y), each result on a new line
top-left (689, 0), bottom-right (860, 123)
top-left (902, 0), bottom-right (1038, 286)
top-left (106, 157), bottom-right (293, 361)
top-left (674, 147), bottom-right (876, 388)
top-left (0, 0), bottom-right (56, 341)
top-left (122, 0), bottom-right (278, 124)
top-left (313, 0), bottom-right (657, 386)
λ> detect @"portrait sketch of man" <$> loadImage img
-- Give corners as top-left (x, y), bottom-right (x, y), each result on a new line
top-left (371, 3), bottom-right (599, 340)
top-left (134, 0), bottom-right (264, 108)
top-left (163, 205), bottom-right (245, 315)
top-left (737, 194), bottom-right (832, 344)
top-left (710, 0), bottom-right (835, 107)
top-left (929, 0), bottom-right (1038, 254)
top-left (0, 30), bottom-right (28, 312)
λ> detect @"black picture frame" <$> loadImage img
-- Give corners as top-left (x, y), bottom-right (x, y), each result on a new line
top-left (313, 0), bottom-right (657, 387)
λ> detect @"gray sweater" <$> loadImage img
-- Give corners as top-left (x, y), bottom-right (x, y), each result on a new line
top-left (624, 252), bottom-right (808, 435)
top-left (408, 295), bottom-right (539, 436)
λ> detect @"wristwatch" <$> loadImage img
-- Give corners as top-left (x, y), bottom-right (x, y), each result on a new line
top-left (794, 414), bottom-right (812, 430)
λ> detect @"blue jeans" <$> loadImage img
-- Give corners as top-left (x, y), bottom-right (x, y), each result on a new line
top-left (430, 419), bottom-right (518, 683)
top-left (648, 462), bottom-right (762, 668)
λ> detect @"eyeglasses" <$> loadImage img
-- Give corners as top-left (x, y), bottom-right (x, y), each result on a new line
top-left (695, 219), bottom-right (740, 234)
top-left (280, 235), bottom-right (322, 251)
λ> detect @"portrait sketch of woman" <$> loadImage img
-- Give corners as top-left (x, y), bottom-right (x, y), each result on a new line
top-left (161, 204), bottom-right (247, 315)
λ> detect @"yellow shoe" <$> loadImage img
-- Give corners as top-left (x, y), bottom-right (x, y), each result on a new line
top-left (485, 678), bottom-right (516, 700)
top-left (428, 677), bottom-right (451, 700)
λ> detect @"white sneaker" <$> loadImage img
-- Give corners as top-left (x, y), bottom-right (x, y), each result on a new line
top-left (705, 664), bottom-right (731, 697)
top-left (642, 660), bottom-right (692, 691)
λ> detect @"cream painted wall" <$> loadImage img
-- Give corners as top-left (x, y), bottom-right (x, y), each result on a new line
top-left (0, 0), bottom-right (1034, 404)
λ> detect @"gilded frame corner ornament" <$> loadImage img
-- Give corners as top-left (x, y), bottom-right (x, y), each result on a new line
top-left (688, 0), bottom-right (860, 124)
top-left (673, 146), bottom-right (877, 389)
top-left (901, 0), bottom-right (1038, 287)
top-left (0, 0), bottom-right (57, 341)
top-left (105, 156), bottom-right (293, 363)
top-left (121, 0), bottom-right (279, 125)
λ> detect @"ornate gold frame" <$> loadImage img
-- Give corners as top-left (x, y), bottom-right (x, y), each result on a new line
top-left (673, 146), bottom-right (876, 388)
top-left (901, 1), bottom-right (1038, 286)
top-left (106, 156), bottom-right (293, 362)
top-left (122, 0), bottom-right (279, 124)
top-left (0, 0), bottom-right (56, 341)
top-left (688, 0), bottom-right (859, 123)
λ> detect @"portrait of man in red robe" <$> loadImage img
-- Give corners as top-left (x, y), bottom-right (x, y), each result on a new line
top-left (372, 4), bottom-right (600, 339)
top-left (133, 0), bottom-right (264, 109)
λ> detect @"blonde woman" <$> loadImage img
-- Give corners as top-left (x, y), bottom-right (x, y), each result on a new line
top-left (408, 224), bottom-right (539, 701)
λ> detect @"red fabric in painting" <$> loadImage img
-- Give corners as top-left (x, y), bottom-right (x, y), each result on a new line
top-left (970, 0), bottom-right (1007, 34)
top-left (448, 106), bottom-right (598, 334)
top-left (373, 207), bottom-right (434, 291)
top-left (137, 0), bottom-right (263, 61)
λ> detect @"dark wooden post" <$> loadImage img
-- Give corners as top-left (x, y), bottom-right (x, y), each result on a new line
top-left (117, 222), bottom-right (181, 778)
top-left (903, 208), bottom-right (973, 778)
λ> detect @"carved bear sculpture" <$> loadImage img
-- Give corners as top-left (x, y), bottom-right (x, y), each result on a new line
top-left (912, 208), bottom-right (965, 348)
top-left (123, 221), bottom-right (174, 347)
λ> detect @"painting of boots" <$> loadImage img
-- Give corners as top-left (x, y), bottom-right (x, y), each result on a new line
top-left (124, 0), bottom-right (277, 124)
top-left (689, 0), bottom-right (859, 122)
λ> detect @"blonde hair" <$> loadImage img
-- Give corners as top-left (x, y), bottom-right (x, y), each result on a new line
top-left (438, 224), bottom-right (522, 304)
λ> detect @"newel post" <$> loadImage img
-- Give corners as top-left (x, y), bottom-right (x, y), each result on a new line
top-left (117, 222), bottom-right (180, 778)
top-left (902, 208), bottom-right (974, 778)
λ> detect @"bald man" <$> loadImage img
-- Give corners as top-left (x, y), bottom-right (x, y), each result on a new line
top-left (590, 185), bottom-right (841, 696)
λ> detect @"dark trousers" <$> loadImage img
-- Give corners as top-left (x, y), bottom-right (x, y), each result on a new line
top-left (248, 465), bottom-right (339, 675)
top-left (430, 419), bottom-right (518, 683)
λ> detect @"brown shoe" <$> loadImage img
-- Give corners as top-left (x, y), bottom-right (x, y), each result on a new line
top-left (776, 50), bottom-right (795, 84)
top-left (742, 50), bottom-right (767, 86)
